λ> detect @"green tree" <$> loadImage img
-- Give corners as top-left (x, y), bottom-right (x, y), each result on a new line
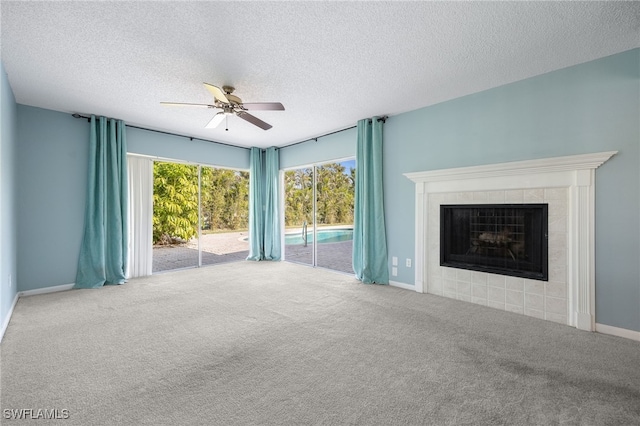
top-left (153, 160), bottom-right (351, 243)
top-left (284, 163), bottom-right (354, 227)
top-left (153, 162), bottom-right (200, 244)
top-left (201, 168), bottom-right (249, 231)
top-left (284, 168), bottom-right (313, 227)
top-left (316, 163), bottom-right (354, 225)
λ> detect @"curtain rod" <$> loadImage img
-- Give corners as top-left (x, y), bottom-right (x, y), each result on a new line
top-left (73, 113), bottom-right (387, 151)
top-left (279, 116), bottom-right (388, 149)
top-left (71, 113), bottom-right (250, 151)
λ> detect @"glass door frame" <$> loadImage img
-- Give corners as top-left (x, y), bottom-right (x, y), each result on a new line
top-left (280, 156), bottom-right (355, 268)
top-left (151, 156), bottom-right (250, 272)
top-left (279, 164), bottom-right (316, 265)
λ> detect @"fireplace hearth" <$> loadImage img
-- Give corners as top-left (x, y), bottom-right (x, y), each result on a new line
top-left (440, 204), bottom-right (548, 281)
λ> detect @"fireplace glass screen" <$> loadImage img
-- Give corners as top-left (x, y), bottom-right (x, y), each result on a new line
top-left (440, 204), bottom-right (548, 281)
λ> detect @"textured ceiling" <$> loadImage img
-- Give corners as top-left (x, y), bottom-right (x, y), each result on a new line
top-left (1, 1), bottom-right (639, 149)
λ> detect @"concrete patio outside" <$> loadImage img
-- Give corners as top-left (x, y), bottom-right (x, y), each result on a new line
top-left (153, 230), bottom-right (353, 275)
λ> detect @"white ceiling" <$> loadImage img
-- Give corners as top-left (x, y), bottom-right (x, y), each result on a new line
top-left (1, 1), bottom-right (639, 149)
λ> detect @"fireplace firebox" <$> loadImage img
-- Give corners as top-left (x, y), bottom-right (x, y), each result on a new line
top-left (440, 204), bottom-right (548, 281)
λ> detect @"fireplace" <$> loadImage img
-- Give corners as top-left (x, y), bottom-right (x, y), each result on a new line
top-left (405, 151), bottom-right (616, 330)
top-left (440, 204), bottom-right (548, 281)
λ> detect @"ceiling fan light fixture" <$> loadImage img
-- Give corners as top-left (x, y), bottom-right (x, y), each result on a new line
top-left (205, 112), bottom-right (225, 129)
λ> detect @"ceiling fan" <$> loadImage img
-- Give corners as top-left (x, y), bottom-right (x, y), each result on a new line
top-left (161, 83), bottom-right (284, 131)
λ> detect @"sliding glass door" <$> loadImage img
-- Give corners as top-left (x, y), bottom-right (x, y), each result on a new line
top-left (152, 161), bottom-right (199, 272)
top-left (315, 161), bottom-right (355, 273)
top-left (152, 161), bottom-right (249, 273)
top-left (284, 159), bottom-right (355, 274)
top-left (199, 167), bottom-right (250, 267)
top-left (283, 167), bottom-right (314, 266)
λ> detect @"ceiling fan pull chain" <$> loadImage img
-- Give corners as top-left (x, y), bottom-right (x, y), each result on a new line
top-left (226, 114), bottom-right (229, 131)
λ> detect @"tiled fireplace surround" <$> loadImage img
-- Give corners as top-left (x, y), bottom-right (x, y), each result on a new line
top-left (405, 152), bottom-right (616, 331)
top-left (428, 188), bottom-right (568, 323)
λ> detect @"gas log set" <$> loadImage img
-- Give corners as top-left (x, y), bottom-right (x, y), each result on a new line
top-left (440, 204), bottom-right (548, 281)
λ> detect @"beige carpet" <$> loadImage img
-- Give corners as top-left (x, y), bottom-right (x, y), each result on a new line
top-left (1, 261), bottom-right (639, 425)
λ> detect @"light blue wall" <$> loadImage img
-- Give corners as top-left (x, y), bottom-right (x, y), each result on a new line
top-left (16, 106), bottom-right (89, 292)
top-left (279, 127), bottom-right (356, 169)
top-left (383, 49), bottom-right (639, 332)
top-left (15, 106), bottom-right (250, 292)
top-left (127, 127), bottom-right (250, 170)
top-left (1, 62), bottom-right (18, 330)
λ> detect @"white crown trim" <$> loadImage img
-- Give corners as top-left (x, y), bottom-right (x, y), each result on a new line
top-left (404, 151), bottom-right (617, 183)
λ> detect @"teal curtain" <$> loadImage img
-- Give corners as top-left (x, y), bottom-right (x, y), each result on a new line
top-left (247, 147), bottom-right (281, 261)
top-left (247, 147), bottom-right (264, 260)
top-left (75, 116), bottom-right (128, 288)
top-left (352, 118), bottom-right (389, 284)
top-left (263, 147), bottom-right (281, 260)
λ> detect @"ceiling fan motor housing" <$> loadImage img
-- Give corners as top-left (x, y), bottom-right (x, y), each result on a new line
top-left (222, 86), bottom-right (242, 105)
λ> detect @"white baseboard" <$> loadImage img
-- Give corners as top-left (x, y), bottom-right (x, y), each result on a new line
top-left (0, 293), bottom-right (20, 344)
top-left (595, 323), bottom-right (640, 342)
top-left (385, 285), bottom-right (640, 342)
top-left (19, 283), bottom-right (75, 297)
top-left (389, 280), bottom-right (417, 291)
top-left (1, 284), bottom-right (75, 344)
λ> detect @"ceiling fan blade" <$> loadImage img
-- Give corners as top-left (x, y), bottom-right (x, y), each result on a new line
top-left (241, 102), bottom-right (285, 111)
top-left (160, 102), bottom-right (213, 108)
top-left (237, 111), bottom-right (272, 130)
top-left (203, 83), bottom-right (229, 104)
top-left (205, 112), bottom-right (225, 129)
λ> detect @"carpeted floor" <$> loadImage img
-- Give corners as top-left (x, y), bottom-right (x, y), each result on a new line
top-left (1, 261), bottom-right (639, 425)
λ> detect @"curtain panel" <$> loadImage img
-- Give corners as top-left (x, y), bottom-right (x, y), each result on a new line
top-left (247, 147), bottom-right (281, 261)
top-left (352, 118), bottom-right (389, 284)
top-left (75, 116), bottom-right (128, 288)
top-left (247, 147), bottom-right (264, 260)
top-left (263, 147), bottom-right (281, 260)
top-left (126, 155), bottom-right (153, 278)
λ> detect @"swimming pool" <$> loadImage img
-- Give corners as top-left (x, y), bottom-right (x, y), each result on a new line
top-left (285, 228), bottom-right (353, 245)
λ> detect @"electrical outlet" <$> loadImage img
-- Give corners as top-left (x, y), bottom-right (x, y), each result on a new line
top-left (392, 257), bottom-right (398, 266)
top-left (8, 274), bottom-right (12, 289)
top-left (406, 258), bottom-right (412, 268)
top-left (391, 267), bottom-right (398, 276)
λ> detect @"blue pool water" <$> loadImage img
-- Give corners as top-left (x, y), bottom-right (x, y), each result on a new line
top-left (285, 228), bottom-right (353, 245)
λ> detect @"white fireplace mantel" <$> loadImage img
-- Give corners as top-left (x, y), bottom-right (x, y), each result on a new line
top-left (404, 151), bottom-right (617, 331)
